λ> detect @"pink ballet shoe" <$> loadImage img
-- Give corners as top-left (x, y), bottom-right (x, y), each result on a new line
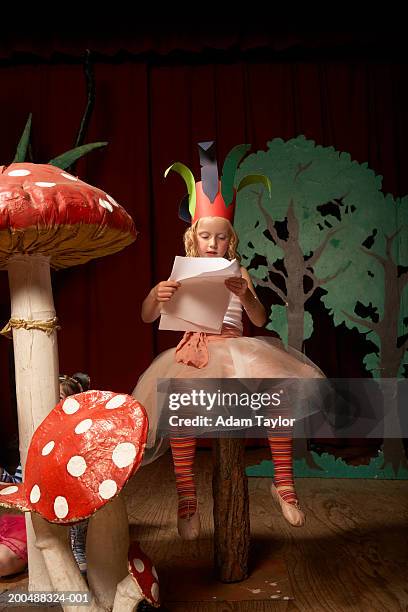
top-left (270, 483), bottom-right (305, 527)
top-left (177, 509), bottom-right (201, 540)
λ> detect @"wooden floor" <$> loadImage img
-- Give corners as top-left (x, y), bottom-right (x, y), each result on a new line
top-left (123, 449), bottom-right (408, 611)
top-left (1, 449), bottom-right (408, 611)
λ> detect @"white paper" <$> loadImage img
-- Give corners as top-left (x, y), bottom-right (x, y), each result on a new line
top-left (159, 257), bottom-right (241, 333)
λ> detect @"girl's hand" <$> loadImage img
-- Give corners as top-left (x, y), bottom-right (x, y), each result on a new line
top-left (225, 276), bottom-right (248, 298)
top-left (153, 280), bottom-right (181, 302)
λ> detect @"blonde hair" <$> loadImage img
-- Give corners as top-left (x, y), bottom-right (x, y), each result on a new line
top-left (183, 218), bottom-right (241, 262)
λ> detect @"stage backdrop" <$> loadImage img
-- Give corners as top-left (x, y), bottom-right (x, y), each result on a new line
top-left (0, 29), bottom-right (406, 461)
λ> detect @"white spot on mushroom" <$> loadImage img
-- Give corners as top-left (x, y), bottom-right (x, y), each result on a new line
top-left (61, 172), bottom-right (78, 181)
top-left (8, 169), bottom-right (31, 177)
top-left (106, 194), bottom-right (119, 207)
top-left (75, 419), bottom-right (93, 434)
top-left (112, 442), bottom-right (137, 468)
top-left (106, 395), bottom-right (127, 410)
top-left (42, 440), bottom-right (55, 456)
top-left (67, 455), bottom-right (87, 477)
top-left (62, 397), bottom-right (80, 415)
top-left (133, 558), bottom-right (145, 572)
top-left (151, 583), bottom-right (159, 601)
top-left (152, 566), bottom-right (158, 580)
top-left (30, 485), bottom-right (41, 504)
top-left (98, 198), bottom-right (113, 212)
top-left (98, 479), bottom-right (117, 500)
top-left (0, 486), bottom-right (18, 495)
top-left (35, 182), bottom-right (56, 187)
top-left (54, 496), bottom-right (69, 519)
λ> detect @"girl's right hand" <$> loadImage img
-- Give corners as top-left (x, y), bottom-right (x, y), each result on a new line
top-left (152, 281), bottom-right (181, 302)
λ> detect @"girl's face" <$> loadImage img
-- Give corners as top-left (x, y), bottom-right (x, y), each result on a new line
top-left (196, 217), bottom-right (231, 258)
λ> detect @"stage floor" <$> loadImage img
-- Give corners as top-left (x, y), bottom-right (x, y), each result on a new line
top-left (1, 448), bottom-right (407, 611)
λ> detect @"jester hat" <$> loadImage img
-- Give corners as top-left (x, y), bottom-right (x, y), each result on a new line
top-left (164, 141), bottom-right (271, 224)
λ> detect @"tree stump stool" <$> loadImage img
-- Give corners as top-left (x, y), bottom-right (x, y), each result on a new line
top-left (212, 437), bottom-right (249, 582)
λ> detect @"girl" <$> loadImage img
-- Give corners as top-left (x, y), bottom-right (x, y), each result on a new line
top-left (133, 142), bottom-right (324, 540)
top-left (0, 372), bottom-right (90, 576)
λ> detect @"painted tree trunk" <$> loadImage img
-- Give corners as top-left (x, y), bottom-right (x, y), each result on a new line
top-left (285, 204), bottom-right (322, 469)
top-left (379, 256), bottom-right (408, 471)
top-left (285, 202), bottom-right (305, 351)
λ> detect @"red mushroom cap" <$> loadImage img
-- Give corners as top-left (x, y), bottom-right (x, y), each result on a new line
top-left (0, 391), bottom-right (148, 523)
top-left (0, 163), bottom-right (136, 269)
top-left (128, 541), bottom-right (160, 607)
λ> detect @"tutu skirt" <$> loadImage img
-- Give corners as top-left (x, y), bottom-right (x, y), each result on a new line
top-left (132, 331), bottom-right (326, 463)
top-left (0, 514), bottom-right (27, 562)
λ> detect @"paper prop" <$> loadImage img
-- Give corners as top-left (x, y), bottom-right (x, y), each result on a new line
top-left (159, 257), bottom-right (241, 332)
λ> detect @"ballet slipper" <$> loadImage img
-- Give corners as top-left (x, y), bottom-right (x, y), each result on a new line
top-left (270, 483), bottom-right (305, 527)
top-left (177, 509), bottom-right (201, 540)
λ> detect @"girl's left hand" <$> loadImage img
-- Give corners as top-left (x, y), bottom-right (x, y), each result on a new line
top-left (225, 276), bottom-right (248, 297)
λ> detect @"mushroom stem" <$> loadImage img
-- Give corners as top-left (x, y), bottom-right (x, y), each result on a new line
top-left (87, 495), bottom-right (129, 611)
top-left (31, 513), bottom-right (101, 612)
top-left (25, 518), bottom-right (53, 592)
top-left (112, 574), bottom-right (143, 612)
top-left (7, 253), bottom-right (59, 591)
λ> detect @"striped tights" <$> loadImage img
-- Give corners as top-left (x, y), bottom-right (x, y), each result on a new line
top-left (170, 435), bottom-right (297, 517)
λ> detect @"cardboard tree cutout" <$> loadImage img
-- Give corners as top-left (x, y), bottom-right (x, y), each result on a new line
top-left (318, 191), bottom-right (408, 471)
top-left (235, 136), bottom-right (407, 475)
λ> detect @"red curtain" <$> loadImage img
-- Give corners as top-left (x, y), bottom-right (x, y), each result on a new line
top-left (0, 31), bottom-right (406, 449)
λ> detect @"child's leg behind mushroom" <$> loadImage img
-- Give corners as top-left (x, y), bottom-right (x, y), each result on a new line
top-left (0, 542), bottom-right (27, 577)
top-left (0, 514), bottom-right (27, 577)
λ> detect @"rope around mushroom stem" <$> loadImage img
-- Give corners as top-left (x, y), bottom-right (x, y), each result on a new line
top-left (0, 317), bottom-right (60, 338)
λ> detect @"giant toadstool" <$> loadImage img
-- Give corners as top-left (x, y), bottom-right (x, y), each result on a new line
top-left (0, 162), bottom-right (136, 591)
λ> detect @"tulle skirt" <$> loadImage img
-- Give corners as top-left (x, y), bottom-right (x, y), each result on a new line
top-left (0, 514), bottom-right (27, 562)
top-left (132, 335), bottom-right (326, 463)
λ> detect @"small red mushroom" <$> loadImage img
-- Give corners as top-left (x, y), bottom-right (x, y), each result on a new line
top-left (113, 541), bottom-right (160, 610)
top-left (0, 392), bottom-right (150, 608)
top-left (0, 391), bottom-right (148, 523)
